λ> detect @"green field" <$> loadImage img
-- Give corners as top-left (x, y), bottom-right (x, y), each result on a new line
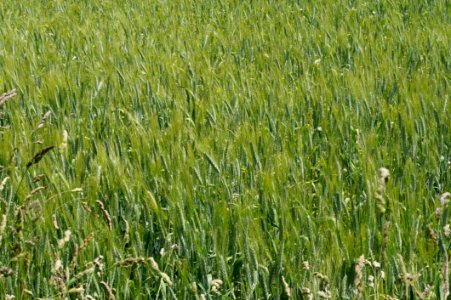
top-left (0, 0), bottom-right (449, 298)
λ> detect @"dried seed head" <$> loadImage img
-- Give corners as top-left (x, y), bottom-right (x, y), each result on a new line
top-left (417, 284), bottom-right (432, 299)
top-left (0, 177), bottom-right (9, 192)
top-left (210, 279), bottom-right (221, 293)
top-left (379, 167), bottom-right (390, 182)
top-left (0, 214), bottom-right (7, 234)
top-left (440, 192), bottom-right (451, 206)
top-left (96, 200), bottom-right (113, 231)
top-left (302, 288), bottom-right (313, 300)
top-left (93, 255), bottom-right (105, 271)
top-left (35, 111), bottom-right (52, 130)
top-left (59, 130), bottom-right (68, 153)
top-left (436, 207), bottom-right (444, 219)
top-left (427, 224), bottom-right (438, 243)
top-left (29, 186), bottom-right (46, 196)
top-left (58, 230), bottom-right (72, 248)
top-left (149, 257), bottom-right (160, 271)
top-left (74, 266), bottom-right (95, 280)
top-left (190, 282), bottom-right (198, 293)
top-left (0, 89), bottom-right (16, 107)
top-left (64, 230), bottom-right (71, 241)
top-left (445, 224), bottom-right (451, 237)
top-left (80, 232), bottom-right (95, 250)
top-left (68, 285), bottom-right (85, 295)
top-left (0, 266), bottom-right (14, 277)
top-left (53, 259), bottom-right (63, 274)
top-left (32, 174), bottom-right (45, 183)
top-left (115, 257), bottom-right (147, 267)
top-left (318, 289), bottom-right (332, 298)
top-left (82, 202), bottom-right (91, 212)
top-left (313, 272), bottom-right (329, 282)
top-left (25, 186), bottom-right (46, 202)
top-left (160, 271), bottom-right (173, 286)
top-left (100, 281), bottom-right (116, 300)
top-left (70, 245), bottom-right (80, 268)
top-left (41, 110), bottom-right (52, 121)
top-left (211, 279), bottom-right (223, 288)
top-left (123, 218), bottom-right (130, 245)
top-left (354, 255), bottom-right (366, 297)
top-left (52, 214), bottom-right (59, 230)
top-left (282, 276), bottom-right (291, 298)
top-left (26, 146), bottom-right (55, 168)
top-left (376, 167), bottom-right (390, 214)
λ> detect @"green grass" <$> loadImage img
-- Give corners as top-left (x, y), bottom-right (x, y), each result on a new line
top-left (0, 0), bottom-right (449, 298)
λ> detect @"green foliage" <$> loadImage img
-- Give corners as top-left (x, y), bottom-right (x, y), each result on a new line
top-left (0, 0), bottom-right (449, 298)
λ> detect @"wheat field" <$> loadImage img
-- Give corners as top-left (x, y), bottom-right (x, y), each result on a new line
top-left (0, 0), bottom-right (449, 299)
